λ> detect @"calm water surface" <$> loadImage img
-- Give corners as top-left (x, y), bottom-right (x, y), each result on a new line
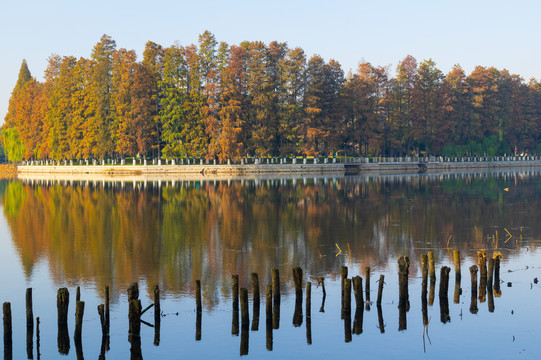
top-left (1, 170), bottom-right (541, 359)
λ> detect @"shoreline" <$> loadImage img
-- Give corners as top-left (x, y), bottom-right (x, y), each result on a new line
top-left (15, 159), bottom-right (541, 177)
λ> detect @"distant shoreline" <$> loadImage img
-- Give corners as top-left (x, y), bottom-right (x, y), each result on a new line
top-left (14, 158), bottom-right (541, 178)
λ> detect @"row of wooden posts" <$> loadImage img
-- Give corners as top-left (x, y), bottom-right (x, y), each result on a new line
top-left (1, 250), bottom-right (502, 359)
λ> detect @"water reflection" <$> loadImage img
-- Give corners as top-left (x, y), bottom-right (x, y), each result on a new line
top-left (1, 170), bottom-right (541, 358)
top-left (4, 170), bottom-right (541, 304)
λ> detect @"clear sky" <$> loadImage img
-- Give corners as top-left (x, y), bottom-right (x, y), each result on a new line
top-left (1, 0), bottom-right (540, 124)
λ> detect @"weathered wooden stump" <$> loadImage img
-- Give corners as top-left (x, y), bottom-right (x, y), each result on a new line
top-left (128, 299), bottom-right (142, 337)
top-left (251, 273), bottom-right (260, 331)
top-left (469, 265), bottom-right (478, 314)
top-left (352, 276), bottom-right (364, 308)
top-left (292, 267), bottom-right (303, 327)
top-left (493, 252), bottom-right (502, 297)
top-left (195, 280), bottom-right (202, 314)
top-left (265, 285), bottom-right (273, 351)
top-left (453, 249), bottom-right (461, 281)
top-left (74, 301), bottom-right (85, 341)
top-left (127, 282), bottom-right (139, 301)
top-left (398, 256), bottom-right (410, 308)
top-left (365, 267), bottom-right (371, 310)
top-left (240, 288), bottom-right (249, 326)
top-left (26, 288), bottom-right (34, 359)
top-left (98, 304), bottom-right (107, 336)
top-left (154, 284), bottom-right (161, 325)
top-left (377, 274), bottom-right (385, 306)
top-left (377, 304), bottom-right (385, 333)
top-left (421, 254), bottom-right (428, 302)
top-left (306, 281), bottom-right (312, 345)
top-left (57, 287), bottom-right (70, 325)
top-left (439, 266), bottom-right (451, 299)
top-left (105, 285), bottom-right (110, 334)
top-left (428, 251), bottom-right (436, 280)
top-left (319, 277), bottom-right (326, 313)
top-left (3, 302), bottom-right (12, 359)
top-left (343, 278), bottom-right (352, 316)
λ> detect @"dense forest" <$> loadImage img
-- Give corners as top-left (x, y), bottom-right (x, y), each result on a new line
top-left (3, 32), bottom-right (541, 163)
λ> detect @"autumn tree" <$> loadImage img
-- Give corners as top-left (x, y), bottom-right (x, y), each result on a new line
top-left (82, 34), bottom-right (116, 159)
top-left (111, 48), bottom-right (137, 158)
top-left (218, 44), bottom-right (246, 161)
top-left (279, 47), bottom-right (305, 155)
top-left (388, 55), bottom-right (417, 156)
top-left (343, 62), bottom-right (388, 155)
top-left (411, 59), bottom-right (446, 154)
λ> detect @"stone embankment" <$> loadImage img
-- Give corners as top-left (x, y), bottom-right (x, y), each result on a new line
top-left (17, 163), bottom-right (346, 176)
top-left (14, 156), bottom-right (541, 177)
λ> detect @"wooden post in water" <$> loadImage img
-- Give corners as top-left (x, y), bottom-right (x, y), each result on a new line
top-left (453, 250), bottom-right (461, 304)
top-left (428, 251), bottom-right (436, 306)
top-left (292, 267), bottom-right (303, 327)
top-left (439, 266), bottom-right (450, 298)
top-left (306, 282), bottom-right (311, 318)
top-left (293, 266), bottom-right (303, 296)
top-left (397, 257), bottom-right (409, 331)
top-left (439, 266), bottom-right (451, 323)
top-left (428, 251), bottom-right (436, 279)
top-left (128, 299), bottom-right (142, 336)
top-left (154, 285), bottom-right (161, 346)
top-left (487, 258), bottom-right (494, 288)
top-left (365, 267), bottom-right (371, 310)
top-left (57, 287), bottom-right (70, 326)
top-left (26, 288), bottom-right (33, 328)
top-left (377, 275), bottom-right (385, 306)
top-left (493, 252), bottom-right (502, 297)
top-left (343, 278), bottom-right (352, 316)
top-left (469, 265), bottom-right (478, 314)
top-left (154, 285), bottom-right (161, 324)
top-left (232, 275), bottom-right (240, 336)
top-left (240, 288), bottom-right (249, 356)
top-left (3, 302), bottom-right (12, 360)
top-left (74, 301), bottom-right (85, 341)
top-left (195, 281), bottom-right (202, 342)
top-left (306, 282), bottom-right (312, 345)
top-left (128, 282), bottom-right (141, 340)
top-left (377, 304), bottom-right (385, 333)
top-left (195, 280), bottom-right (202, 314)
top-left (76, 286), bottom-right (81, 302)
top-left (487, 282), bottom-right (495, 313)
top-left (98, 304), bottom-right (106, 336)
top-left (272, 271), bottom-right (280, 330)
top-left (478, 251), bottom-right (487, 302)
top-left (319, 277), bottom-right (326, 313)
top-left (398, 256), bottom-right (409, 308)
top-left (251, 273), bottom-right (260, 331)
top-left (353, 301), bottom-right (364, 335)
top-left (105, 285), bottom-right (110, 334)
top-left (271, 269), bottom-right (280, 305)
top-left (195, 281), bottom-right (202, 341)
top-left (340, 265), bottom-right (348, 307)
top-left (421, 254), bottom-right (428, 302)
top-left (352, 276), bottom-right (364, 308)
top-left (240, 288), bottom-right (249, 326)
top-left (453, 250), bottom-right (461, 281)
top-left (128, 282), bottom-right (139, 301)
top-left (265, 285), bottom-right (273, 351)
top-left (26, 288), bottom-right (34, 359)
top-left (57, 287), bottom-right (70, 355)
top-left (36, 317), bottom-right (40, 360)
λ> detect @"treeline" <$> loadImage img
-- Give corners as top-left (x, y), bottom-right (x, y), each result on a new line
top-left (4, 32), bottom-right (541, 162)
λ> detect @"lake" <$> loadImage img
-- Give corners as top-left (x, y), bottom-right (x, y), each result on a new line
top-left (1, 169), bottom-right (540, 359)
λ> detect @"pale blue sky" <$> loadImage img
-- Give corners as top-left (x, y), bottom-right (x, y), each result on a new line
top-left (1, 0), bottom-right (540, 123)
